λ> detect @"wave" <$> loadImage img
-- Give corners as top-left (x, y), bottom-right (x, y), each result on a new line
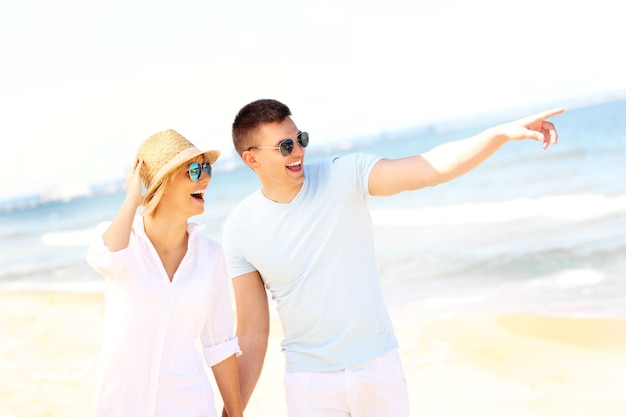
top-left (370, 194), bottom-right (626, 226)
top-left (526, 268), bottom-right (605, 289)
top-left (389, 267), bottom-right (625, 319)
top-left (0, 261), bottom-right (103, 292)
top-left (40, 227), bottom-right (96, 247)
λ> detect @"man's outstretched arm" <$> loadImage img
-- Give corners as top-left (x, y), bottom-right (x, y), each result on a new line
top-left (369, 108), bottom-right (564, 196)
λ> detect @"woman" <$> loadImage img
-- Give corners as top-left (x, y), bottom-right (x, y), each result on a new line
top-left (86, 129), bottom-right (243, 417)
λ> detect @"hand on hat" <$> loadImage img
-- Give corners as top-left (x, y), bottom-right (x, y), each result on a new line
top-left (125, 159), bottom-right (144, 209)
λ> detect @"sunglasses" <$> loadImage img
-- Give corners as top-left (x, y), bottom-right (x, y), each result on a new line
top-left (248, 131), bottom-right (309, 157)
top-left (187, 161), bottom-right (212, 181)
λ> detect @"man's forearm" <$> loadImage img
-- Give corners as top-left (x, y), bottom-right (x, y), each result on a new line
top-left (222, 330), bottom-right (269, 416)
top-left (420, 127), bottom-right (508, 186)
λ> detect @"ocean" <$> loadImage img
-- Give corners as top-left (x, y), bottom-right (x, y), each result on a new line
top-left (1, 97), bottom-right (625, 319)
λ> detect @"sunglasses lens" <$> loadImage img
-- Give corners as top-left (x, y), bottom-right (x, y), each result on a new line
top-left (188, 162), bottom-right (201, 181)
top-left (279, 139), bottom-right (294, 156)
top-left (203, 162), bottom-right (212, 177)
top-left (298, 131), bottom-right (309, 148)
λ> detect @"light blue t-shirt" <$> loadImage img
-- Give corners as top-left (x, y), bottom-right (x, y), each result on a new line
top-left (222, 153), bottom-right (398, 373)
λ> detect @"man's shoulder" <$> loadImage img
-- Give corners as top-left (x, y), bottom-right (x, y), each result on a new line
top-left (308, 153), bottom-right (381, 180)
top-left (224, 190), bottom-right (262, 225)
top-left (306, 153), bottom-right (358, 174)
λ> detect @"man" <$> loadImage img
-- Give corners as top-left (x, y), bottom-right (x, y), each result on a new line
top-left (222, 99), bottom-right (563, 416)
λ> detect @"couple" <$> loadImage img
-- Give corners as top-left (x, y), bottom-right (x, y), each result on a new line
top-left (87, 98), bottom-right (563, 417)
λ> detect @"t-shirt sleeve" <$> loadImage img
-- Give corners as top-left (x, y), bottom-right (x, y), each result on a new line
top-left (222, 211), bottom-right (258, 280)
top-left (331, 153), bottom-right (382, 196)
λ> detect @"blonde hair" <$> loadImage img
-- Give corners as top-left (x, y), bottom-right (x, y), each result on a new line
top-left (140, 169), bottom-right (177, 217)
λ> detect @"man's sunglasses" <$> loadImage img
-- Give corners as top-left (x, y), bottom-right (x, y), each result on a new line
top-left (188, 161), bottom-right (212, 181)
top-left (248, 131), bottom-right (309, 157)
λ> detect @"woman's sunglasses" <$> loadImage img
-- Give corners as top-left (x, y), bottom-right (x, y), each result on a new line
top-left (248, 131), bottom-right (309, 157)
top-left (188, 161), bottom-right (212, 181)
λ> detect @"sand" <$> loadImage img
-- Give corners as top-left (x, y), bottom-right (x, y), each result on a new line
top-left (1, 291), bottom-right (625, 417)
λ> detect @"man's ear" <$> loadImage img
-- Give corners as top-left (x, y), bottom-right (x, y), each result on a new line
top-left (241, 150), bottom-right (258, 170)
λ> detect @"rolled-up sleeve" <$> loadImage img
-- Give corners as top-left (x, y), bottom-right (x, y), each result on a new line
top-left (203, 336), bottom-right (241, 367)
top-left (200, 241), bottom-right (242, 367)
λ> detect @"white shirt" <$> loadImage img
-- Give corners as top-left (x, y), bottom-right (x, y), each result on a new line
top-left (223, 154), bottom-right (398, 373)
top-left (86, 216), bottom-right (240, 417)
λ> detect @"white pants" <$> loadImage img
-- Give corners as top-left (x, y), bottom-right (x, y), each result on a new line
top-left (283, 350), bottom-right (410, 417)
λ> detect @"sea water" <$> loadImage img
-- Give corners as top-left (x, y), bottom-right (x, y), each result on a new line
top-left (1, 98), bottom-right (624, 318)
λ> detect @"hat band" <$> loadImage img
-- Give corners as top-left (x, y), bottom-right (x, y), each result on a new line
top-left (148, 147), bottom-right (203, 189)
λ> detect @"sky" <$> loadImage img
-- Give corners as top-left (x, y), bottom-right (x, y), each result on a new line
top-left (1, 0), bottom-right (625, 202)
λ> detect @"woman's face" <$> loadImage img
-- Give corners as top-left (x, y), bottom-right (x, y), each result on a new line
top-left (158, 156), bottom-right (212, 218)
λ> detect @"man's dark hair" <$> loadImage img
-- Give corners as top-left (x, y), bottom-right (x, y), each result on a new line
top-left (232, 99), bottom-right (292, 156)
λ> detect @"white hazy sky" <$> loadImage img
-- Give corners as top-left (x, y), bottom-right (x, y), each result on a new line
top-left (1, 0), bottom-right (624, 202)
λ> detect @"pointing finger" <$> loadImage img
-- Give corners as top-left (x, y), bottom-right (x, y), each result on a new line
top-left (533, 107), bottom-right (565, 121)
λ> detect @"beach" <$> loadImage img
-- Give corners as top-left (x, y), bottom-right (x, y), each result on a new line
top-left (2, 290), bottom-right (625, 417)
top-left (1, 99), bottom-right (625, 416)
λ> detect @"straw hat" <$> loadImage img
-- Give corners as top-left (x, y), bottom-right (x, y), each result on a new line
top-left (136, 129), bottom-right (220, 199)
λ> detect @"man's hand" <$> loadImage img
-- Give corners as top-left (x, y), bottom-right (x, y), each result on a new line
top-left (497, 108), bottom-right (564, 149)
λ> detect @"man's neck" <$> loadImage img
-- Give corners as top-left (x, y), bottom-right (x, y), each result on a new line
top-left (260, 182), bottom-right (303, 203)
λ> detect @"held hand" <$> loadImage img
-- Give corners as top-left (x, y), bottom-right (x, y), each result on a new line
top-left (498, 108), bottom-right (565, 150)
top-left (125, 159), bottom-right (144, 208)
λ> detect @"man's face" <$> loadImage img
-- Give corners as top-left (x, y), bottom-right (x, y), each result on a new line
top-left (245, 117), bottom-right (307, 202)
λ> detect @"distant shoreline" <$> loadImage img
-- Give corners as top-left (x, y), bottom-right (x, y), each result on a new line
top-left (2, 90), bottom-right (625, 214)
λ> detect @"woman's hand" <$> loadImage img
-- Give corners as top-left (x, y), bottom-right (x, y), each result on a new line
top-left (125, 159), bottom-right (144, 209)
